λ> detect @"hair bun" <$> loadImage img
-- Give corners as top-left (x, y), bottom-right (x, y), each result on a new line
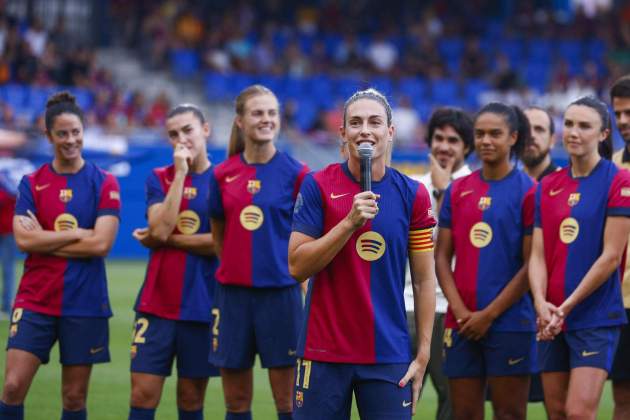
top-left (46, 91), bottom-right (77, 109)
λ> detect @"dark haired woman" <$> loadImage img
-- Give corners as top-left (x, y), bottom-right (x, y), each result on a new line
top-left (127, 104), bottom-right (219, 420)
top-left (208, 85), bottom-right (308, 420)
top-left (436, 103), bottom-right (537, 420)
top-left (530, 96), bottom-right (630, 420)
top-left (0, 91), bottom-right (121, 420)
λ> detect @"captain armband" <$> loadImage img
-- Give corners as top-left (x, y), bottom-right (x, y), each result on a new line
top-left (408, 227), bottom-right (434, 253)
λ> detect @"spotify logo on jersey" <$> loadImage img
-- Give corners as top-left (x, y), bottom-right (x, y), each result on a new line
top-left (54, 213), bottom-right (78, 231)
top-left (177, 210), bottom-right (200, 235)
top-left (469, 222), bottom-right (493, 248)
top-left (356, 231), bottom-right (386, 261)
top-left (240, 205), bottom-right (264, 231)
top-left (559, 217), bottom-right (579, 244)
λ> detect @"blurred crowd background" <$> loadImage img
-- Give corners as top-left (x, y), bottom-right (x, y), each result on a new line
top-left (0, 0), bottom-right (628, 158)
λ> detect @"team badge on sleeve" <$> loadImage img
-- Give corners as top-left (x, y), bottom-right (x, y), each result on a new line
top-left (356, 231), bottom-right (386, 261)
top-left (469, 221), bottom-right (493, 248)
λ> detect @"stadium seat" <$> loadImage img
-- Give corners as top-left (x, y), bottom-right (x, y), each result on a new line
top-left (170, 49), bottom-right (200, 79)
top-left (430, 78), bottom-right (460, 105)
top-left (398, 77), bottom-right (427, 99)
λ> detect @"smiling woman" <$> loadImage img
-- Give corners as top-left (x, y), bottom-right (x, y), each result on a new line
top-left (288, 88), bottom-right (437, 420)
top-left (0, 91), bottom-right (121, 420)
top-left (207, 85), bottom-right (309, 420)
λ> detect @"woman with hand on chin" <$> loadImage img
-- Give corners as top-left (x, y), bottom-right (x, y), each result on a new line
top-left (0, 91), bottom-right (120, 420)
top-left (530, 96), bottom-right (630, 420)
top-left (208, 85), bottom-right (308, 420)
top-left (128, 104), bottom-right (219, 420)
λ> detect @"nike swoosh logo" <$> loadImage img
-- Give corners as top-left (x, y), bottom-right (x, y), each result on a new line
top-left (549, 188), bottom-right (563, 196)
top-left (90, 347), bottom-right (104, 354)
top-left (460, 190), bottom-right (473, 197)
top-left (402, 401), bottom-right (412, 408)
top-left (35, 184), bottom-right (50, 191)
top-left (330, 192), bottom-right (350, 200)
top-left (508, 357), bottom-right (525, 366)
top-left (226, 175), bottom-right (240, 183)
top-left (582, 350), bottom-right (599, 357)
top-left (288, 349), bottom-right (297, 356)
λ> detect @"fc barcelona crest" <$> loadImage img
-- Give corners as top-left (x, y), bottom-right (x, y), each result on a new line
top-left (568, 193), bottom-right (581, 207)
top-left (247, 179), bottom-right (261, 194)
top-left (296, 391), bottom-right (304, 408)
top-left (183, 187), bottom-right (197, 200)
top-left (478, 196), bottom-right (492, 211)
top-left (59, 189), bottom-right (73, 203)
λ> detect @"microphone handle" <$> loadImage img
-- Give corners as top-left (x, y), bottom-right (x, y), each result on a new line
top-left (360, 156), bottom-right (372, 192)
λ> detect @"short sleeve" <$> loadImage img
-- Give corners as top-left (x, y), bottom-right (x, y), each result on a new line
top-left (608, 170), bottom-right (630, 217)
top-left (291, 173), bottom-right (324, 238)
top-left (438, 184), bottom-right (453, 229)
top-left (208, 169), bottom-right (224, 219)
top-left (410, 181), bottom-right (436, 230)
top-left (522, 184), bottom-right (536, 234)
top-left (145, 171), bottom-right (165, 208)
top-left (97, 174), bottom-right (121, 218)
top-left (14, 176), bottom-right (35, 216)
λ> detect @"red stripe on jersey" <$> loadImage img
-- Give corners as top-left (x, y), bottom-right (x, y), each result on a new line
top-left (214, 162), bottom-right (256, 287)
top-left (16, 170), bottom-right (68, 315)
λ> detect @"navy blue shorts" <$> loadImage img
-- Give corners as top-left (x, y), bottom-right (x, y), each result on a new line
top-left (209, 283), bottom-right (303, 369)
top-left (539, 327), bottom-right (620, 373)
top-left (130, 313), bottom-right (219, 378)
top-left (610, 311), bottom-right (630, 381)
top-left (443, 329), bottom-right (537, 378)
top-left (293, 359), bottom-right (412, 420)
top-left (6, 308), bottom-right (109, 365)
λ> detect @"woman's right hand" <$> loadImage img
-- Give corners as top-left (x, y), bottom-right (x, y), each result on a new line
top-left (345, 191), bottom-right (380, 229)
top-left (173, 143), bottom-right (192, 174)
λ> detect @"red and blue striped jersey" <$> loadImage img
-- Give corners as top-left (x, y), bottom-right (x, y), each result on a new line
top-left (208, 151), bottom-right (309, 288)
top-left (134, 165), bottom-right (218, 322)
top-left (292, 162), bottom-right (435, 364)
top-left (14, 162), bottom-right (120, 317)
top-left (440, 168), bottom-right (536, 332)
top-left (535, 159), bottom-right (630, 330)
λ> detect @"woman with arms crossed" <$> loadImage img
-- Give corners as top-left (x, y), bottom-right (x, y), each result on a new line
top-left (530, 96), bottom-right (630, 420)
top-left (0, 92), bottom-right (121, 420)
top-left (289, 88), bottom-right (436, 419)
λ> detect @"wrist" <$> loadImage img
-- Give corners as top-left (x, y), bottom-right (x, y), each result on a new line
top-left (482, 306), bottom-right (499, 320)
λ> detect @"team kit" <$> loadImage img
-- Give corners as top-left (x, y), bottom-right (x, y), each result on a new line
top-left (2, 77), bottom-right (630, 420)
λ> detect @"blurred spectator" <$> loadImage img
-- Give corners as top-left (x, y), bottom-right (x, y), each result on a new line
top-left (24, 18), bottom-right (47, 57)
top-left (392, 96), bottom-right (421, 148)
top-left (145, 92), bottom-right (171, 128)
top-left (366, 32), bottom-right (398, 73)
top-left (460, 38), bottom-right (487, 79)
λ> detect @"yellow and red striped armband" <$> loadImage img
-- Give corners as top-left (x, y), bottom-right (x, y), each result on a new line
top-left (409, 228), bottom-right (434, 253)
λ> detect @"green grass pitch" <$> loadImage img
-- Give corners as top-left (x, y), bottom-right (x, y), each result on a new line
top-left (0, 260), bottom-right (614, 419)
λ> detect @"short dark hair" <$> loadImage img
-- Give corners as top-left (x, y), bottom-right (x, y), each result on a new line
top-left (610, 75), bottom-right (630, 101)
top-left (45, 91), bottom-right (85, 131)
top-left (525, 106), bottom-right (555, 136)
top-left (425, 108), bottom-right (474, 157)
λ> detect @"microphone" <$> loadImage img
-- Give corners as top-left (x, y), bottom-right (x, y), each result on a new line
top-left (357, 143), bottom-right (373, 192)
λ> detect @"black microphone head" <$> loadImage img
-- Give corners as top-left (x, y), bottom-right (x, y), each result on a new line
top-left (357, 142), bottom-right (374, 159)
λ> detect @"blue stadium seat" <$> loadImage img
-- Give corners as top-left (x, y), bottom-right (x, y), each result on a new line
top-left (397, 77), bottom-right (427, 99)
top-left (228, 73), bottom-right (254, 97)
top-left (170, 49), bottom-right (200, 79)
top-left (524, 63), bottom-right (551, 94)
top-left (430, 78), bottom-right (460, 105)
top-left (438, 38), bottom-right (464, 63)
top-left (28, 87), bottom-right (55, 113)
top-left (369, 76), bottom-right (394, 97)
top-left (464, 79), bottom-right (490, 109)
top-left (557, 40), bottom-right (583, 76)
top-left (294, 100), bottom-right (318, 131)
top-left (69, 88), bottom-right (94, 110)
top-left (1, 83), bottom-right (28, 108)
top-left (305, 75), bottom-right (334, 108)
top-left (527, 39), bottom-right (552, 64)
top-left (205, 72), bottom-right (231, 100)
